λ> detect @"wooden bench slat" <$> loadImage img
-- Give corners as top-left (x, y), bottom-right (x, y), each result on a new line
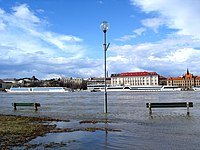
top-left (146, 102), bottom-right (193, 108)
top-left (12, 102), bottom-right (40, 111)
top-left (146, 102), bottom-right (193, 115)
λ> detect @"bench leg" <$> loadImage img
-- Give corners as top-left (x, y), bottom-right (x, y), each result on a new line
top-left (148, 103), bottom-right (152, 114)
top-left (13, 103), bottom-right (17, 110)
top-left (149, 107), bottom-right (152, 114)
top-left (187, 102), bottom-right (189, 115)
top-left (34, 103), bottom-right (38, 111)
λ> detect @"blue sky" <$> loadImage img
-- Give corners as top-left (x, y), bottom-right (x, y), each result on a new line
top-left (0, 0), bottom-right (200, 79)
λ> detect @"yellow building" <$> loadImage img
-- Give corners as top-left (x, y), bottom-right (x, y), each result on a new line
top-left (167, 69), bottom-right (200, 89)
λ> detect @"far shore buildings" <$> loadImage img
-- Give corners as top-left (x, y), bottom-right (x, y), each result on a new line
top-left (1, 69), bottom-right (200, 91)
top-left (86, 71), bottom-right (165, 90)
top-left (88, 69), bottom-right (200, 90)
top-left (111, 71), bottom-right (166, 86)
top-left (167, 69), bottom-right (200, 89)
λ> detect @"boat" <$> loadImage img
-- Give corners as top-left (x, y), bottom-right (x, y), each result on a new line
top-left (88, 84), bottom-right (185, 92)
top-left (87, 84), bottom-right (105, 92)
top-left (107, 86), bottom-right (126, 91)
top-left (90, 89), bottom-right (101, 92)
top-left (129, 86), bottom-right (162, 92)
top-left (88, 84), bottom-right (163, 92)
top-left (192, 86), bottom-right (200, 91)
top-left (5, 87), bottom-right (70, 93)
top-left (88, 84), bottom-right (132, 92)
top-left (160, 86), bottom-right (182, 91)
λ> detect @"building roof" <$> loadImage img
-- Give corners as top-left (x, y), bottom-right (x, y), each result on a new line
top-left (111, 71), bottom-right (159, 77)
top-left (159, 76), bottom-right (167, 79)
top-left (168, 77), bottom-right (183, 80)
top-left (195, 76), bottom-right (200, 80)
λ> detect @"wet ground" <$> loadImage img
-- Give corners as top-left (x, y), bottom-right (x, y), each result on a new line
top-left (1, 91), bottom-right (200, 149)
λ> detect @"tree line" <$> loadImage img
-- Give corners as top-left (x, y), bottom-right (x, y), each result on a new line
top-left (13, 78), bottom-right (88, 90)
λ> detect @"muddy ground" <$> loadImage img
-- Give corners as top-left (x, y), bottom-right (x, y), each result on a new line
top-left (0, 114), bottom-right (120, 149)
top-left (0, 115), bottom-right (68, 149)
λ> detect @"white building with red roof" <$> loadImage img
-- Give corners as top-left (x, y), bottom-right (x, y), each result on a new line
top-left (111, 71), bottom-right (160, 86)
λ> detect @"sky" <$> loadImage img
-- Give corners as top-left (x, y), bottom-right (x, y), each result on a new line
top-left (0, 0), bottom-right (200, 79)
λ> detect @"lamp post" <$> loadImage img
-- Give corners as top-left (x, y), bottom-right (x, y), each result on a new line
top-left (100, 21), bottom-right (110, 113)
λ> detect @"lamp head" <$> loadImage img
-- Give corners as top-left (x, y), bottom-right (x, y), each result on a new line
top-left (100, 21), bottom-right (110, 33)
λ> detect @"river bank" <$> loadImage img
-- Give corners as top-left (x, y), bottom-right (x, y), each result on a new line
top-left (0, 114), bottom-right (119, 149)
top-left (0, 114), bottom-right (64, 149)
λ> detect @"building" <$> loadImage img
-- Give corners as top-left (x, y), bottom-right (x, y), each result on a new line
top-left (159, 76), bottom-right (167, 85)
top-left (0, 79), bottom-right (13, 90)
top-left (61, 77), bottom-right (84, 84)
top-left (111, 71), bottom-right (161, 86)
top-left (71, 78), bottom-right (84, 84)
top-left (2, 78), bottom-right (17, 84)
top-left (17, 76), bottom-right (39, 84)
top-left (167, 69), bottom-right (200, 89)
top-left (87, 77), bottom-right (111, 90)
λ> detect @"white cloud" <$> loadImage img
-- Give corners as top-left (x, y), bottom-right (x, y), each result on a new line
top-left (133, 27), bottom-right (146, 35)
top-left (147, 47), bottom-right (200, 63)
top-left (115, 28), bottom-right (147, 42)
top-left (108, 56), bottom-right (129, 63)
top-left (115, 34), bottom-right (136, 42)
top-left (0, 4), bottom-right (88, 79)
top-left (167, 48), bottom-right (199, 63)
top-left (0, 8), bottom-right (6, 30)
top-left (141, 18), bottom-right (165, 33)
top-left (41, 31), bottom-right (83, 53)
top-left (0, 20), bottom-right (5, 30)
top-left (0, 8), bottom-right (5, 14)
top-left (131, 0), bottom-right (200, 37)
top-left (12, 4), bottom-right (40, 23)
top-left (109, 0), bottom-right (200, 76)
top-left (109, 33), bottom-right (200, 76)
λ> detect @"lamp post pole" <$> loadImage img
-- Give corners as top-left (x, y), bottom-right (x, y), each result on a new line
top-left (100, 21), bottom-right (110, 114)
top-left (103, 29), bottom-right (107, 114)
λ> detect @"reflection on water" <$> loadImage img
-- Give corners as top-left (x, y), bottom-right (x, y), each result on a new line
top-left (1, 91), bottom-right (200, 149)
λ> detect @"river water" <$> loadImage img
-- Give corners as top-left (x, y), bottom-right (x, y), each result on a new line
top-left (1, 91), bottom-right (200, 149)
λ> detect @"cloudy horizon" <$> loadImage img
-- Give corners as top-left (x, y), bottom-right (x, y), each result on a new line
top-left (0, 0), bottom-right (200, 79)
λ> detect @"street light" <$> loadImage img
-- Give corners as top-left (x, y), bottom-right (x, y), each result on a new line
top-left (100, 21), bottom-right (110, 113)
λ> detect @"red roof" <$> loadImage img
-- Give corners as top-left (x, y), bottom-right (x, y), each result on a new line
top-left (118, 71), bottom-right (158, 77)
top-left (159, 76), bottom-right (167, 79)
top-left (170, 77), bottom-right (183, 80)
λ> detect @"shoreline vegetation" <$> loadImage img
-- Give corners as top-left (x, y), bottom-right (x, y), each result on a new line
top-left (0, 114), bottom-right (120, 149)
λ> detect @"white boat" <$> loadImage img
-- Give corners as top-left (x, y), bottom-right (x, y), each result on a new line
top-left (88, 84), bottom-right (184, 92)
top-left (129, 86), bottom-right (162, 92)
top-left (88, 84), bottom-right (163, 92)
top-left (161, 86), bottom-right (182, 91)
top-left (192, 86), bottom-right (200, 91)
top-left (88, 84), bottom-right (126, 92)
top-left (5, 87), bottom-right (70, 93)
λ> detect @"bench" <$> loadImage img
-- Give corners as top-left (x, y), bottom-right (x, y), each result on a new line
top-left (12, 103), bottom-right (41, 111)
top-left (146, 102), bottom-right (193, 115)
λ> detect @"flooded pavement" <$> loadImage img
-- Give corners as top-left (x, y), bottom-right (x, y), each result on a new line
top-left (1, 91), bottom-right (200, 149)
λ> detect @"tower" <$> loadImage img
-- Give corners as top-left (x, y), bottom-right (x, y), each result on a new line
top-left (186, 68), bottom-right (189, 75)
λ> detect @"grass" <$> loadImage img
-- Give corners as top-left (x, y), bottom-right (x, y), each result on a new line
top-left (0, 115), bottom-right (121, 149)
top-left (0, 115), bottom-right (62, 149)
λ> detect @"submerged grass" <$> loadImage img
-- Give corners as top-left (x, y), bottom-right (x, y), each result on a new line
top-left (0, 115), bottom-right (121, 149)
top-left (0, 114), bottom-right (66, 149)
